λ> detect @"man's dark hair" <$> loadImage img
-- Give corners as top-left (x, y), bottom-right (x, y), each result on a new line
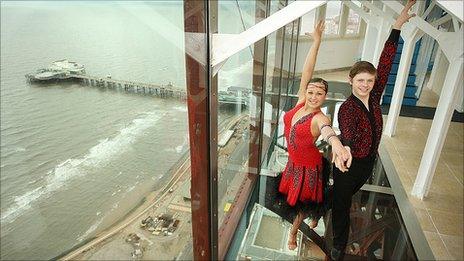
top-left (349, 61), bottom-right (377, 79)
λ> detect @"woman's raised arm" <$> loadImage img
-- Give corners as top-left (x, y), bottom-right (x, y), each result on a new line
top-left (297, 20), bottom-right (324, 105)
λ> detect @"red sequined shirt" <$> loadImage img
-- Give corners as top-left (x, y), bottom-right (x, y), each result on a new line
top-left (338, 29), bottom-right (400, 159)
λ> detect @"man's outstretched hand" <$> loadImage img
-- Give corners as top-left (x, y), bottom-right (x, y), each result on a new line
top-left (393, 0), bottom-right (416, 30)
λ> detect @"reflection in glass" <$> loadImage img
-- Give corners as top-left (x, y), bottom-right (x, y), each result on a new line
top-left (218, 0), bottom-right (258, 34)
top-left (260, 0), bottom-right (287, 167)
top-left (324, 1), bottom-right (342, 35)
top-left (275, 20), bottom-right (299, 159)
top-left (300, 10), bottom-right (317, 36)
top-left (216, 2), bottom-right (267, 259)
top-left (242, 154), bottom-right (419, 260)
top-left (288, 19), bottom-right (301, 93)
top-left (216, 47), bottom-right (256, 226)
top-left (323, 187), bottom-right (418, 260)
top-left (1, 1), bottom-right (192, 260)
top-left (346, 8), bottom-right (361, 35)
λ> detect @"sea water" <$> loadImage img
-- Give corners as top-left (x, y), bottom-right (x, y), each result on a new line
top-left (1, 1), bottom-right (256, 259)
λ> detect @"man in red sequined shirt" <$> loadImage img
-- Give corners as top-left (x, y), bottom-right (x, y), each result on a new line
top-left (330, 1), bottom-right (416, 260)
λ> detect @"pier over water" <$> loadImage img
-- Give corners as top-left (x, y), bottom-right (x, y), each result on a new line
top-left (26, 60), bottom-right (248, 106)
top-left (72, 74), bottom-right (186, 100)
top-left (25, 60), bottom-right (186, 100)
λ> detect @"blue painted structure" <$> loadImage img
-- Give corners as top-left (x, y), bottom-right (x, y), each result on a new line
top-left (382, 38), bottom-right (421, 106)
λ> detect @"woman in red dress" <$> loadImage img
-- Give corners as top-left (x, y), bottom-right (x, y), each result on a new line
top-left (279, 21), bottom-right (352, 250)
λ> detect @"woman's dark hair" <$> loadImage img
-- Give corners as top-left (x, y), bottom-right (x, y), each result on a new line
top-left (307, 77), bottom-right (328, 93)
top-left (349, 61), bottom-right (377, 78)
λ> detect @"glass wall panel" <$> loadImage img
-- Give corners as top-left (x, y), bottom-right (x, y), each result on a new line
top-left (288, 19), bottom-right (301, 93)
top-left (217, 1), bottom-right (255, 222)
top-left (216, 49), bottom-right (256, 222)
top-left (1, 1), bottom-right (193, 260)
top-left (278, 27), bottom-right (291, 111)
top-left (218, 0), bottom-right (263, 34)
top-left (352, 0), bottom-right (362, 7)
top-left (260, 0), bottom-right (286, 167)
top-left (274, 17), bottom-right (301, 152)
top-left (300, 9), bottom-right (317, 36)
top-left (325, 1), bottom-right (342, 35)
top-left (237, 152), bottom-right (423, 260)
top-left (346, 8), bottom-right (361, 35)
top-left (216, 1), bottom-right (266, 258)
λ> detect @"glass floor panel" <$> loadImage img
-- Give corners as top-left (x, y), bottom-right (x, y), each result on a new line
top-left (237, 162), bottom-right (420, 260)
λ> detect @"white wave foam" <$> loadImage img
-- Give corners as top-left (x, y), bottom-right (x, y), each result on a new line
top-left (175, 134), bottom-right (189, 154)
top-left (0, 187), bottom-right (45, 223)
top-left (27, 179), bottom-right (39, 185)
top-left (172, 105), bottom-right (187, 112)
top-left (14, 147), bottom-right (26, 153)
top-left (77, 217), bottom-right (104, 242)
top-left (126, 185), bottom-right (135, 192)
top-left (1, 111), bottom-right (165, 224)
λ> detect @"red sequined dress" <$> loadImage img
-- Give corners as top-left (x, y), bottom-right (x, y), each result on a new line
top-left (278, 102), bottom-right (325, 215)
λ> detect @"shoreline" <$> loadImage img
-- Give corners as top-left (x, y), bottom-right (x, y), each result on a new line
top-left (59, 114), bottom-right (246, 260)
top-left (59, 151), bottom-right (191, 260)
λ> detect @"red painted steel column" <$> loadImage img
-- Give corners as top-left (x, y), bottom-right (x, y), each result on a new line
top-left (183, 1), bottom-right (216, 260)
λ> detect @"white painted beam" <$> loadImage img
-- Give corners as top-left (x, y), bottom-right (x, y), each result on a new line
top-left (362, 1), bottom-right (395, 26)
top-left (373, 26), bottom-right (388, 66)
top-left (415, 0), bottom-right (428, 21)
top-left (384, 37), bottom-right (417, 137)
top-left (361, 24), bottom-right (378, 62)
top-left (345, 1), bottom-right (379, 63)
top-left (382, 0), bottom-right (441, 40)
top-left (426, 47), bottom-right (443, 90)
top-left (373, 5), bottom-right (393, 66)
top-left (431, 14), bottom-right (452, 27)
top-left (343, 1), bottom-right (380, 26)
top-left (415, 34), bottom-right (436, 96)
top-left (421, 0), bottom-right (435, 20)
top-left (212, 1), bottom-right (326, 68)
top-left (452, 17), bottom-right (460, 32)
top-left (436, 28), bottom-right (464, 61)
top-left (436, 0), bottom-right (463, 22)
top-left (382, 0), bottom-right (462, 62)
top-left (455, 81), bottom-right (464, 112)
top-left (339, 4), bottom-right (349, 38)
top-left (412, 57), bottom-right (463, 199)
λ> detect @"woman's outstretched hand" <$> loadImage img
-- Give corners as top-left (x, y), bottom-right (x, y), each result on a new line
top-left (393, 0), bottom-right (416, 29)
top-left (310, 20), bottom-right (325, 42)
top-left (331, 144), bottom-right (352, 173)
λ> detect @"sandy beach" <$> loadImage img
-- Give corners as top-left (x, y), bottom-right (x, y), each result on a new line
top-left (59, 114), bottom-right (248, 260)
top-left (60, 148), bottom-right (191, 260)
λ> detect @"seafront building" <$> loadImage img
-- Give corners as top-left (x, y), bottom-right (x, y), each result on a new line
top-left (1, 0), bottom-right (462, 260)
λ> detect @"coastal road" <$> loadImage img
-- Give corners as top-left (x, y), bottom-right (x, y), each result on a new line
top-left (62, 153), bottom-right (191, 260)
top-left (62, 113), bottom-right (244, 260)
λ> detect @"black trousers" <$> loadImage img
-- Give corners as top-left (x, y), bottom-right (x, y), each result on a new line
top-left (332, 156), bottom-right (375, 251)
